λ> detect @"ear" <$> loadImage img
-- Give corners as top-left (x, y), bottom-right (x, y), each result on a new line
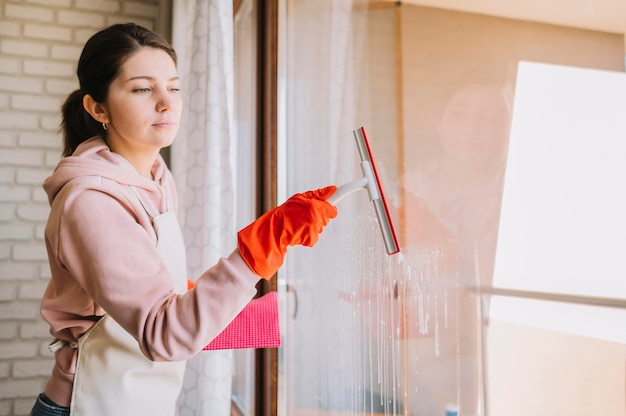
top-left (82, 94), bottom-right (109, 124)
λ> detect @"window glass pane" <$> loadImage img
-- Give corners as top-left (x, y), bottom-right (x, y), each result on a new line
top-left (487, 60), bottom-right (626, 416)
top-left (279, 2), bottom-right (625, 416)
top-left (487, 298), bottom-right (626, 415)
top-left (232, 0), bottom-right (258, 414)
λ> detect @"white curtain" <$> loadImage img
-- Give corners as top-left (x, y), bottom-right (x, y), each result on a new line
top-left (171, 1), bottom-right (236, 415)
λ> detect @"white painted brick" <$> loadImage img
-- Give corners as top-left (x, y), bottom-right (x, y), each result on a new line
top-left (0, 362), bottom-right (10, 378)
top-left (0, 378), bottom-right (41, 399)
top-left (12, 244), bottom-right (47, 261)
top-left (0, 285), bottom-right (17, 302)
top-left (39, 342), bottom-right (54, 360)
top-left (44, 151), bottom-right (62, 168)
top-left (74, 28), bottom-right (98, 44)
top-left (0, 263), bottom-right (39, 281)
top-left (0, 205), bottom-right (15, 222)
top-left (0, 323), bottom-right (17, 340)
top-left (0, 400), bottom-right (10, 416)
top-left (0, 150), bottom-right (42, 167)
top-left (0, 246), bottom-right (10, 262)
top-left (40, 116), bottom-right (62, 132)
top-left (0, 93), bottom-right (10, 109)
top-left (11, 94), bottom-right (63, 113)
top-left (0, 186), bottom-right (31, 202)
top-left (34, 224), bottom-right (46, 240)
top-left (123, 2), bottom-right (159, 18)
top-left (16, 169), bottom-right (49, 186)
top-left (18, 283), bottom-right (46, 300)
top-left (75, 0), bottom-right (121, 13)
top-left (57, 10), bottom-right (106, 28)
top-left (0, 302), bottom-right (40, 321)
top-left (0, 113), bottom-right (41, 130)
top-left (36, 345), bottom-right (51, 361)
top-left (106, 15), bottom-right (154, 30)
top-left (0, 40), bottom-right (48, 59)
top-left (50, 44), bottom-right (82, 62)
top-left (20, 321), bottom-right (49, 339)
top-left (0, 76), bottom-right (44, 94)
top-left (0, 167), bottom-right (15, 184)
top-left (16, 398), bottom-right (42, 416)
top-left (0, 57), bottom-right (20, 75)
top-left (18, 132), bottom-right (60, 149)
top-left (1, 225), bottom-right (33, 241)
top-left (5, 4), bottom-right (54, 23)
top-left (24, 24), bottom-right (73, 43)
top-left (39, 264), bottom-right (51, 279)
top-left (16, 205), bottom-right (49, 222)
top-left (45, 78), bottom-right (77, 95)
top-left (0, 133), bottom-right (17, 146)
top-left (13, 359), bottom-right (53, 378)
top-left (26, 0), bottom-right (72, 7)
top-left (32, 189), bottom-right (49, 204)
top-left (0, 21), bottom-right (21, 38)
top-left (32, 342), bottom-right (53, 358)
top-left (23, 60), bottom-right (73, 78)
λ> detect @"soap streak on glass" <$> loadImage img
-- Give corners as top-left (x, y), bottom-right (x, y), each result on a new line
top-left (326, 207), bottom-right (456, 414)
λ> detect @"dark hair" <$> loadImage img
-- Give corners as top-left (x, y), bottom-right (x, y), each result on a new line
top-left (60, 23), bottom-right (177, 157)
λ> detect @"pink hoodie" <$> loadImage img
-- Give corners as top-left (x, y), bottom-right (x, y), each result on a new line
top-left (41, 137), bottom-right (260, 406)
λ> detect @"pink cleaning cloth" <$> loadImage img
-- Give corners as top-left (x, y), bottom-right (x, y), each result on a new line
top-left (203, 291), bottom-right (281, 350)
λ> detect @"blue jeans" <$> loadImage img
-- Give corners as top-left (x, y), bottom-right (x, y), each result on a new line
top-left (29, 393), bottom-right (70, 416)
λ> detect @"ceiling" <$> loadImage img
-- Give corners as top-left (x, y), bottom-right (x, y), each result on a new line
top-left (394, 0), bottom-right (626, 39)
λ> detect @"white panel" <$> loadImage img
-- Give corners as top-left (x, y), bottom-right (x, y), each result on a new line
top-left (492, 61), bottom-right (626, 342)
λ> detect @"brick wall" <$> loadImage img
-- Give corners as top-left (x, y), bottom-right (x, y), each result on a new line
top-left (0, 1), bottom-right (168, 414)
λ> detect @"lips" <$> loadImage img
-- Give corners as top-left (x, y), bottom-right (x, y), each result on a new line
top-left (152, 121), bottom-right (177, 128)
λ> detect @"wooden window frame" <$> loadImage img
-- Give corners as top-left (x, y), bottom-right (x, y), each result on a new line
top-left (232, 0), bottom-right (279, 415)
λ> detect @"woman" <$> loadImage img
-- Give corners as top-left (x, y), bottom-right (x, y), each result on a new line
top-left (31, 23), bottom-right (337, 416)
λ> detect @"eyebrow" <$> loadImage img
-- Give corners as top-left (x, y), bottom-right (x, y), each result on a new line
top-left (125, 75), bottom-right (180, 82)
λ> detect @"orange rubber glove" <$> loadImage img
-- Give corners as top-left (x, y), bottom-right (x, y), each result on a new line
top-left (237, 186), bottom-right (338, 280)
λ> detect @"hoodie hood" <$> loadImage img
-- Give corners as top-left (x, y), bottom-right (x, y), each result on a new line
top-left (43, 137), bottom-right (168, 205)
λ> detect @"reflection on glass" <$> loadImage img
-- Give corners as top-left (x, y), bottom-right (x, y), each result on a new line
top-left (397, 80), bottom-right (511, 415)
top-left (487, 298), bottom-right (626, 416)
top-left (280, 2), bottom-right (624, 416)
top-left (486, 61), bottom-right (626, 416)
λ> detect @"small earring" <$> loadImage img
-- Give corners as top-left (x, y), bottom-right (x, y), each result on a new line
top-left (102, 122), bottom-right (107, 131)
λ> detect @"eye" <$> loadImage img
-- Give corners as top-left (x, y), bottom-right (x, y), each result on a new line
top-left (133, 87), bottom-right (152, 93)
top-left (169, 87), bottom-right (181, 93)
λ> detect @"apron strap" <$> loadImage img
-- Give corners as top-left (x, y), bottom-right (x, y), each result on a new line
top-left (129, 185), bottom-right (157, 220)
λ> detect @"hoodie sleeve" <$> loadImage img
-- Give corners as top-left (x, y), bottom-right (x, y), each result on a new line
top-left (53, 177), bottom-right (260, 361)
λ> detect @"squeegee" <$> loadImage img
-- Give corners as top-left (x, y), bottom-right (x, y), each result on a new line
top-left (327, 127), bottom-right (400, 255)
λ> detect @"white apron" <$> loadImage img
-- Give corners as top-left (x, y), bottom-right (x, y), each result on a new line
top-left (69, 186), bottom-right (188, 416)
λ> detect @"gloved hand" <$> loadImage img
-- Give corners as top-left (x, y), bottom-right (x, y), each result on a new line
top-left (237, 186), bottom-right (338, 279)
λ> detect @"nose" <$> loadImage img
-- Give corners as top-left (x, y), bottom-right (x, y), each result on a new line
top-left (155, 88), bottom-right (174, 112)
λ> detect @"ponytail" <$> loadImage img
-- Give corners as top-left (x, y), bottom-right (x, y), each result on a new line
top-left (60, 89), bottom-right (105, 157)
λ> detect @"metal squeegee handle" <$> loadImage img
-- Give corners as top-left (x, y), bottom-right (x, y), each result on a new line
top-left (326, 161), bottom-right (379, 206)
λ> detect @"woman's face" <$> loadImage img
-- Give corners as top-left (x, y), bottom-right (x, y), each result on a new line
top-left (104, 47), bottom-right (182, 154)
